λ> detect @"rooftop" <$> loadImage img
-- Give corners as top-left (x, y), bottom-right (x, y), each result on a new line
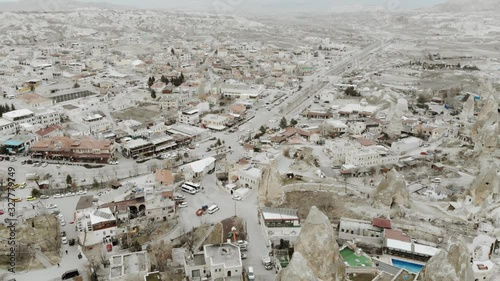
top-left (2, 109), bottom-right (34, 119)
top-left (262, 207), bottom-right (299, 221)
top-left (76, 195), bottom-right (94, 210)
top-left (340, 247), bottom-right (373, 267)
top-left (203, 243), bottom-right (241, 268)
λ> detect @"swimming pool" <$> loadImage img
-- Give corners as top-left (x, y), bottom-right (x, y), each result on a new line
top-left (391, 258), bottom-right (424, 273)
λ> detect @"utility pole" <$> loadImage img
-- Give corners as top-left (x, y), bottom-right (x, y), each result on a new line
top-left (234, 201), bottom-right (236, 217)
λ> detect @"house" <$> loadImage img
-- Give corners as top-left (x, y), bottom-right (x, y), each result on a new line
top-left (177, 108), bottom-right (200, 126)
top-left (228, 103), bottom-right (247, 115)
top-left (183, 243), bottom-right (243, 281)
top-left (337, 217), bottom-right (390, 245)
top-left (201, 114), bottom-right (228, 131)
top-left (219, 83), bottom-right (261, 99)
top-left (155, 169), bottom-right (174, 186)
top-left (238, 167), bottom-right (262, 189)
top-left (35, 125), bottom-right (63, 139)
top-left (17, 92), bottom-right (54, 108)
top-left (345, 145), bottom-right (399, 168)
top-left (383, 229), bottom-right (439, 261)
top-left (76, 207), bottom-right (117, 247)
top-left (122, 139), bottom-right (154, 159)
top-left (391, 137), bottom-right (423, 154)
top-left (144, 194), bottom-right (176, 222)
top-left (321, 119), bottom-right (348, 137)
top-left (109, 251), bottom-right (148, 280)
top-left (181, 157), bottom-right (216, 181)
top-left (260, 207), bottom-right (301, 244)
top-left (2, 133), bottom-right (37, 154)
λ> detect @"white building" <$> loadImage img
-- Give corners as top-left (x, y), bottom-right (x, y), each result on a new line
top-left (219, 83), bottom-right (261, 99)
top-left (181, 157), bottom-right (216, 181)
top-left (76, 207), bottom-right (117, 247)
top-left (238, 167), bottom-right (262, 189)
top-left (319, 90), bottom-right (338, 103)
top-left (1, 108), bottom-right (60, 132)
top-left (345, 145), bottom-right (399, 168)
top-left (177, 108), bottom-right (200, 126)
top-left (183, 243), bottom-right (243, 281)
top-left (201, 114), bottom-right (228, 131)
top-left (325, 138), bottom-right (354, 164)
top-left (145, 195), bottom-right (176, 223)
top-left (82, 113), bottom-right (114, 134)
top-left (391, 137), bottom-right (423, 154)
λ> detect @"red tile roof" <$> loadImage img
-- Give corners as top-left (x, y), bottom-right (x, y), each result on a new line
top-left (384, 229), bottom-right (411, 242)
top-left (372, 218), bottom-right (392, 229)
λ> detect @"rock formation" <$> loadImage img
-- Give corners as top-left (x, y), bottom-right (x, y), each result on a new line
top-left (460, 94), bottom-right (475, 122)
top-left (258, 159), bottom-right (284, 205)
top-left (417, 237), bottom-right (474, 281)
top-left (468, 163), bottom-right (500, 205)
top-left (276, 206), bottom-right (346, 281)
top-left (386, 105), bottom-right (404, 138)
top-left (276, 252), bottom-right (322, 281)
top-left (372, 169), bottom-right (411, 211)
top-left (471, 96), bottom-right (499, 152)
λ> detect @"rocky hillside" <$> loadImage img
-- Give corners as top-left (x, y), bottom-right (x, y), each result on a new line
top-left (276, 206), bottom-right (345, 281)
top-left (468, 163), bottom-right (500, 205)
top-left (372, 169), bottom-right (411, 216)
top-left (417, 237), bottom-right (474, 281)
top-left (429, 0), bottom-right (500, 13)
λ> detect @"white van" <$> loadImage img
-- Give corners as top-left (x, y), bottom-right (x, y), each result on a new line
top-left (432, 178), bottom-right (441, 183)
top-left (247, 267), bottom-right (255, 280)
top-left (207, 204), bottom-right (219, 214)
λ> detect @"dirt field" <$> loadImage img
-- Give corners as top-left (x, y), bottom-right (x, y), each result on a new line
top-left (111, 104), bottom-right (161, 123)
top-left (278, 191), bottom-right (365, 224)
top-left (0, 215), bottom-right (60, 271)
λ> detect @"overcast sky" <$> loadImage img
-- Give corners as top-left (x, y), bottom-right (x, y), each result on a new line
top-left (0, 0), bottom-right (448, 12)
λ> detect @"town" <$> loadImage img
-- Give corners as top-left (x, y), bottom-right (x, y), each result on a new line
top-left (0, 1), bottom-right (499, 281)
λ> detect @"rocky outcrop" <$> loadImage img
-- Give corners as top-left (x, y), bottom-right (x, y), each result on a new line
top-left (276, 206), bottom-right (345, 281)
top-left (460, 95), bottom-right (475, 122)
top-left (417, 237), bottom-right (474, 281)
top-left (471, 97), bottom-right (499, 152)
top-left (276, 252), bottom-right (322, 281)
top-left (468, 163), bottom-right (500, 205)
top-left (258, 160), bottom-right (284, 205)
top-left (372, 169), bottom-right (411, 211)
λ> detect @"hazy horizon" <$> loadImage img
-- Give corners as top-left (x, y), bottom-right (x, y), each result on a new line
top-left (0, 0), bottom-right (448, 12)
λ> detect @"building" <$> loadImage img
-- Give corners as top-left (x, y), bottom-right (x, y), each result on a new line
top-left (121, 139), bottom-right (154, 159)
top-left (109, 251), bottom-right (148, 280)
top-left (0, 118), bottom-right (16, 135)
top-left (219, 83), bottom-right (261, 99)
top-left (391, 137), bottom-right (423, 154)
top-left (35, 125), bottom-right (63, 139)
top-left (184, 243), bottom-right (243, 281)
top-left (144, 195), bottom-right (176, 222)
top-left (82, 113), bottom-right (114, 134)
top-left (321, 119), bottom-right (348, 137)
top-left (2, 133), bottom-right (37, 154)
top-left (325, 138), bottom-right (354, 164)
top-left (260, 207), bottom-right (301, 244)
top-left (177, 108), bottom-right (200, 126)
top-left (42, 86), bottom-right (100, 103)
top-left (337, 217), bottom-right (391, 245)
top-left (383, 229), bottom-right (439, 262)
top-left (155, 169), bottom-right (174, 186)
top-left (17, 92), bottom-right (54, 108)
top-left (0, 108), bottom-right (60, 131)
top-left (181, 157), bottom-right (216, 180)
top-left (345, 145), bottom-right (399, 168)
top-left (76, 207), bottom-right (117, 247)
top-left (201, 114), bottom-right (228, 131)
top-left (30, 136), bottom-right (115, 163)
top-left (238, 167), bottom-right (262, 189)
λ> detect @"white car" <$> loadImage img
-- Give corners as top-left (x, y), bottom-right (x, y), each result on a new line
top-left (59, 219), bottom-right (66, 226)
top-left (76, 190), bottom-right (86, 195)
top-left (61, 237), bottom-right (68, 244)
top-left (109, 161), bottom-right (119, 165)
top-left (47, 204), bottom-right (58, 209)
top-left (178, 202), bottom-right (188, 208)
top-left (232, 195), bottom-right (242, 201)
top-left (53, 194), bottom-right (63, 199)
top-left (42, 162), bottom-right (48, 167)
top-left (56, 164), bottom-right (61, 169)
top-left (174, 195), bottom-right (185, 200)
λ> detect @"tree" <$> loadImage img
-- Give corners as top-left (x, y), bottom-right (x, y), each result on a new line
top-left (183, 152), bottom-right (189, 158)
top-left (30, 85), bottom-right (35, 91)
top-left (171, 48), bottom-right (175, 55)
top-left (147, 77), bottom-right (154, 88)
top-left (73, 82), bottom-right (80, 88)
top-left (215, 49), bottom-right (218, 55)
top-left (290, 119), bottom-right (298, 127)
top-left (160, 75), bottom-right (166, 83)
top-left (180, 72), bottom-right (185, 83)
top-left (259, 125), bottom-right (267, 134)
top-left (150, 89), bottom-right (157, 99)
top-left (215, 139), bottom-right (222, 147)
top-left (31, 188), bottom-right (41, 198)
top-left (66, 175), bottom-right (72, 185)
top-left (417, 95), bottom-right (427, 104)
top-left (279, 117), bottom-right (288, 129)
top-left (92, 178), bottom-right (99, 189)
top-left (319, 45), bottom-right (322, 50)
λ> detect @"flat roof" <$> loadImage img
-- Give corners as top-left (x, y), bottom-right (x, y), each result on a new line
top-left (262, 207), bottom-right (299, 221)
top-left (123, 139), bottom-right (152, 149)
top-left (203, 243), bottom-right (241, 268)
top-left (0, 118), bottom-right (13, 127)
top-left (2, 109), bottom-right (34, 118)
top-left (386, 239), bottom-right (412, 252)
top-left (413, 244), bottom-right (440, 257)
top-left (206, 124), bottom-right (226, 130)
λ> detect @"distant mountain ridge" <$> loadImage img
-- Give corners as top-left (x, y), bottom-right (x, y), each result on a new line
top-left (429, 0), bottom-right (500, 12)
top-left (0, 0), bottom-right (133, 11)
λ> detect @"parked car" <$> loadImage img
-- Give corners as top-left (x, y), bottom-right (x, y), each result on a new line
top-left (231, 195), bottom-right (242, 201)
top-left (0, 209), bottom-right (4, 215)
top-left (53, 194), bottom-right (63, 199)
top-left (59, 219), bottom-right (66, 226)
top-left (26, 196), bottom-right (37, 201)
top-left (49, 209), bottom-right (60, 215)
top-left (40, 195), bottom-right (49, 199)
top-left (262, 256), bottom-right (273, 270)
top-left (42, 162), bottom-right (48, 167)
top-left (56, 164), bottom-right (61, 169)
top-left (174, 195), bottom-right (185, 200)
top-left (241, 253), bottom-right (247, 259)
top-left (47, 204), bottom-right (58, 209)
top-left (76, 190), bottom-right (86, 195)
top-left (109, 161), bottom-right (119, 165)
top-left (20, 182), bottom-right (27, 189)
top-left (178, 202), bottom-right (188, 208)
top-left (61, 237), bottom-right (68, 244)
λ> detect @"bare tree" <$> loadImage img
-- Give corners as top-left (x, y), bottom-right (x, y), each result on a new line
top-left (143, 220), bottom-right (158, 237)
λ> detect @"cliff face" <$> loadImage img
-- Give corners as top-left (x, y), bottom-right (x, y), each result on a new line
top-left (468, 163), bottom-right (500, 205)
top-left (372, 169), bottom-right (411, 211)
top-left (258, 160), bottom-right (284, 204)
top-left (276, 252), bottom-right (322, 281)
top-left (417, 237), bottom-right (474, 281)
top-left (276, 206), bottom-right (345, 281)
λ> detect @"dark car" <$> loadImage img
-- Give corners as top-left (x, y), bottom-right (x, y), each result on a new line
top-left (27, 160), bottom-right (33, 164)
top-left (61, 269), bottom-right (80, 280)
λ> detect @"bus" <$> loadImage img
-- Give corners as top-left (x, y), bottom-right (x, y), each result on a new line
top-left (181, 185), bottom-right (197, 195)
top-left (183, 182), bottom-right (201, 192)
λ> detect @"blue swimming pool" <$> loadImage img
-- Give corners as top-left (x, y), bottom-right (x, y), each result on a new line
top-left (391, 258), bottom-right (424, 273)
